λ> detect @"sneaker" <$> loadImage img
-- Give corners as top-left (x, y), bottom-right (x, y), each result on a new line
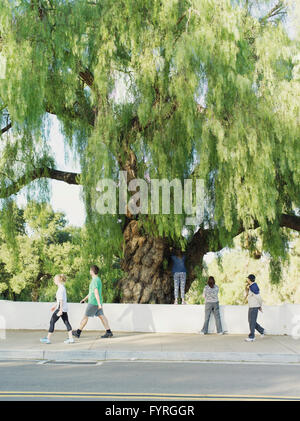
top-left (198, 331), bottom-right (205, 335)
top-left (260, 330), bottom-right (266, 338)
top-left (64, 338), bottom-right (75, 344)
top-left (101, 331), bottom-right (113, 338)
top-left (218, 332), bottom-right (225, 335)
top-left (72, 330), bottom-right (81, 338)
top-left (40, 337), bottom-right (51, 344)
top-left (245, 337), bottom-right (255, 342)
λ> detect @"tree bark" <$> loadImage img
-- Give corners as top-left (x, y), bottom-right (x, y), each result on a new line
top-left (118, 220), bottom-right (173, 303)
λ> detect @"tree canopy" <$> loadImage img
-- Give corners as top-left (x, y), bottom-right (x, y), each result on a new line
top-left (0, 1), bottom-right (299, 302)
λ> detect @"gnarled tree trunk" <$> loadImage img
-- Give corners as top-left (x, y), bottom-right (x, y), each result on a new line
top-left (119, 221), bottom-right (172, 303)
top-left (118, 220), bottom-right (209, 303)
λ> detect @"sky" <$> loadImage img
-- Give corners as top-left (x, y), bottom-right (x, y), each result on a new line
top-left (16, 116), bottom-right (86, 227)
top-left (46, 117), bottom-right (86, 227)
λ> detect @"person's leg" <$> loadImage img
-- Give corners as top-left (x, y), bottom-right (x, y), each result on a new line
top-left (255, 318), bottom-right (264, 335)
top-left (174, 273), bottom-right (180, 304)
top-left (248, 307), bottom-right (258, 339)
top-left (180, 273), bottom-right (187, 304)
top-left (47, 310), bottom-right (60, 341)
top-left (98, 315), bottom-right (110, 330)
top-left (72, 315), bottom-right (88, 338)
top-left (201, 303), bottom-right (213, 334)
top-left (79, 316), bottom-right (88, 331)
top-left (61, 312), bottom-right (73, 340)
top-left (98, 308), bottom-right (113, 338)
top-left (212, 302), bottom-right (223, 333)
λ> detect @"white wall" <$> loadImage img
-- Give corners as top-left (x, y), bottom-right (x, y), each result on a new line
top-left (0, 300), bottom-right (300, 335)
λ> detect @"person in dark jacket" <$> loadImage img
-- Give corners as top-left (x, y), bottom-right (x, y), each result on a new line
top-left (171, 249), bottom-right (187, 305)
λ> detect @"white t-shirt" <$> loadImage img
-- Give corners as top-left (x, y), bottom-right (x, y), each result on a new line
top-left (56, 284), bottom-right (68, 312)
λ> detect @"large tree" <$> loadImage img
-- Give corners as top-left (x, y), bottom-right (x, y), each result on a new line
top-left (0, 0), bottom-right (299, 303)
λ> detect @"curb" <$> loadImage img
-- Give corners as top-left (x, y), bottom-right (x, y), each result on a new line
top-left (1, 349), bottom-right (300, 364)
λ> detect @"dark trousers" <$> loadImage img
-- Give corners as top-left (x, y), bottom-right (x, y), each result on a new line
top-left (49, 309), bottom-right (72, 333)
top-left (248, 307), bottom-right (264, 339)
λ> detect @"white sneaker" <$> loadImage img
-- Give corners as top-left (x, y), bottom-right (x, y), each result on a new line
top-left (245, 337), bottom-right (255, 342)
top-left (218, 332), bottom-right (225, 335)
top-left (64, 338), bottom-right (75, 344)
top-left (198, 331), bottom-right (205, 335)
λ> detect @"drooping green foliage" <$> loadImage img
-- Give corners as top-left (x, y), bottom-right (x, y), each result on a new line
top-left (0, 1), bottom-right (299, 276)
top-left (0, 202), bottom-right (123, 302)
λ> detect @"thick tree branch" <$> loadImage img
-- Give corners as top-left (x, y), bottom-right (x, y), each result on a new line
top-left (187, 212), bottom-right (300, 272)
top-left (1, 122), bottom-right (12, 135)
top-left (0, 167), bottom-right (80, 199)
top-left (185, 212), bottom-right (300, 288)
top-left (279, 213), bottom-right (300, 232)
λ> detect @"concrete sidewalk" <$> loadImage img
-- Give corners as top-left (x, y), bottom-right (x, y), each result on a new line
top-left (1, 330), bottom-right (300, 364)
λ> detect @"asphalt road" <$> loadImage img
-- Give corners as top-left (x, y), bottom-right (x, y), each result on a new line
top-left (0, 359), bottom-right (300, 401)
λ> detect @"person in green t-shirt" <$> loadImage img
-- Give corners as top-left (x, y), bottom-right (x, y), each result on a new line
top-left (72, 265), bottom-right (113, 339)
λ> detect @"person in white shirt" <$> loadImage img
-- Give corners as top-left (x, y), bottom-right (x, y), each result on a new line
top-left (40, 274), bottom-right (74, 344)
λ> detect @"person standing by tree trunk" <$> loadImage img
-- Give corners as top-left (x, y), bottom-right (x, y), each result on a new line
top-left (200, 276), bottom-right (224, 335)
top-left (171, 249), bottom-right (187, 305)
top-left (72, 265), bottom-right (113, 339)
top-left (245, 274), bottom-right (265, 342)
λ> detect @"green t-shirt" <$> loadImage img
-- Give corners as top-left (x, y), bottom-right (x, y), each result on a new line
top-left (88, 276), bottom-right (103, 306)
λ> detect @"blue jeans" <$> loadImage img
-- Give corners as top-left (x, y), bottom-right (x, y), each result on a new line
top-left (248, 307), bottom-right (264, 338)
top-left (173, 272), bottom-right (186, 300)
top-left (201, 301), bottom-right (223, 334)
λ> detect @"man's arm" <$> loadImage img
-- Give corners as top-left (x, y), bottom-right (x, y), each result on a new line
top-left (80, 294), bottom-right (89, 304)
top-left (244, 284), bottom-right (250, 304)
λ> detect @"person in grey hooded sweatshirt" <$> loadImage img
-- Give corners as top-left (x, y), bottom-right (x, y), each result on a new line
top-left (200, 276), bottom-right (224, 335)
top-left (245, 274), bottom-right (265, 342)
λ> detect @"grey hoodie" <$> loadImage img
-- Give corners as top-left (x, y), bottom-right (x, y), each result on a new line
top-left (247, 290), bottom-right (263, 308)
